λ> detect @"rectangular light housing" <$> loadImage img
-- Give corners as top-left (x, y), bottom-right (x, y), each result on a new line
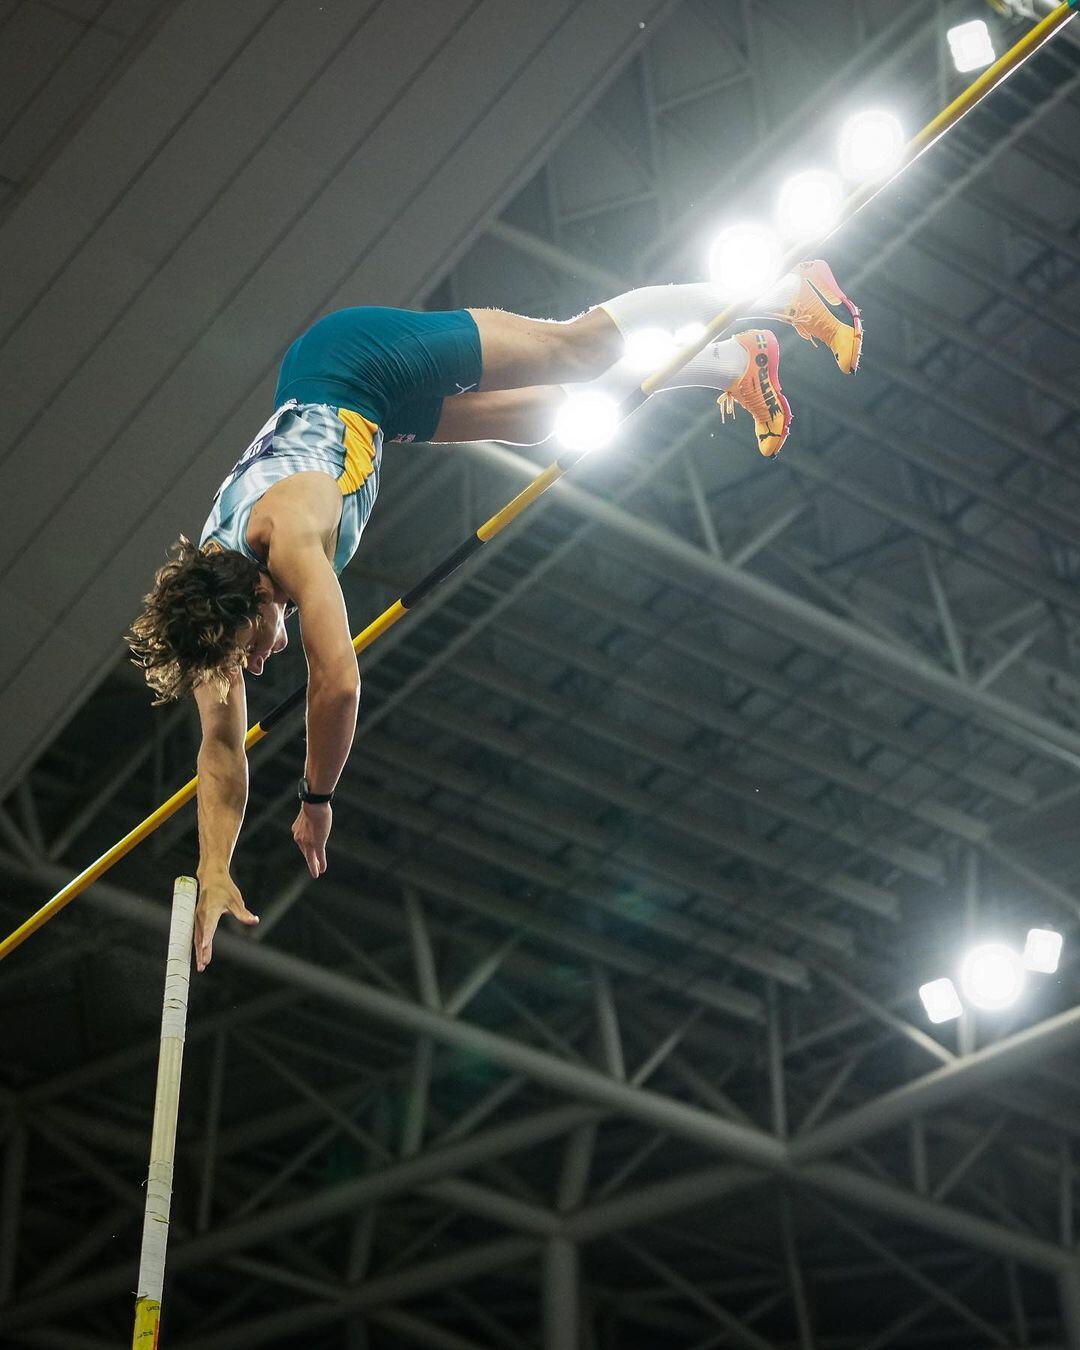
top-left (919, 977), bottom-right (964, 1023)
top-left (948, 20), bottom-right (996, 73)
top-left (1023, 927), bottom-right (1063, 974)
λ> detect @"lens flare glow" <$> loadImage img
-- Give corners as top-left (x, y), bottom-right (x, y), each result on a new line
top-left (1023, 927), bottom-right (1063, 974)
top-left (707, 224), bottom-right (783, 299)
top-left (959, 942), bottom-right (1025, 1012)
top-left (776, 169), bottom-right (844, 239)
top-left (624, 327), bottom-right (677, 374)
top-left (838, 110), bottom-right (905, 182)
top-left (948, 20), bottom-right (995, 73)
top-left (554, 391), bottom-right (619, 452)
top-left (674, 321), bottom-right (707, 346)
top-left (919, 977), bottom-right (964, 1025)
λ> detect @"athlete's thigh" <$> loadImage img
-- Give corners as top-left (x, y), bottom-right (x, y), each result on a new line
top-left (429, 387), bottom-right (562, 445)
top-left (467, 308), bottom-right (577, 392)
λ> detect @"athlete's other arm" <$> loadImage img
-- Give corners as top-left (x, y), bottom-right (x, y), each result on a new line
top-left (194, 672), bottom-right (260, 972)
top-left (262, 483), bottom-right (361, 879)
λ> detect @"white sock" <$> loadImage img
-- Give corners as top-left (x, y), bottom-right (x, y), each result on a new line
top-left (662, 335), bottom-right (748, 391)
top-left (569, 332), bottom-right (749, 404)
top-left (598, 273), bottom-right (800, 339)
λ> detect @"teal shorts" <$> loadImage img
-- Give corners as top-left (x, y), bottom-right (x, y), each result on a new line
top-left (274, 307), bottom-right (483, 444)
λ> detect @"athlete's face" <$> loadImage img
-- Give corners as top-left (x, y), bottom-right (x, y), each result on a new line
top-left (243, 585), bottom-right (289, 676)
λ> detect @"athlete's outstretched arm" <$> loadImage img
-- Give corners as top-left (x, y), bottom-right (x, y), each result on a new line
top-left (194, 672), bottom-right (260, 971)
top-left (264, 501), bottom-right (361, 879)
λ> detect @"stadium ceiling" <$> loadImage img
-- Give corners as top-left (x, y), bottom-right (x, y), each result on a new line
top-left (3, 0), bottom-right (1080, 1346)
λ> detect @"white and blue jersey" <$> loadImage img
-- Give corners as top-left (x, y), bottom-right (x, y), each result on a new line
top-left (199, 401), bottom-right (382, 575)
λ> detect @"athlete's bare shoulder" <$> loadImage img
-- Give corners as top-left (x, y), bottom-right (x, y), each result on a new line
top-left (247, 471), bottom-right (343, 560)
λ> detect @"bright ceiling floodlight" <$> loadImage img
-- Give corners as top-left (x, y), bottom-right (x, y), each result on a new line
top-left (948, 20), bottom-right (996, 72)
top-left (959, 942), bottom-right (1025, 1011)
top-left (776, 169), bottom-right (844, 240)
top-left (624, 327), bottom-right (677, 374)
top-left (838, 110), bottom-right (905, 182)
top-left (919, 977), bottom-right (964, 1024)
top-left (1023, 927), bottom-right (1063, 974)
top-left (707, 224), bottom-right (783, 299)
top-left (554, 391), bottom-right (619, 452)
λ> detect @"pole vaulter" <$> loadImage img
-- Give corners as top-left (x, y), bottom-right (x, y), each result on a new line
top-left (1, 0), bottom-right (1076, 964)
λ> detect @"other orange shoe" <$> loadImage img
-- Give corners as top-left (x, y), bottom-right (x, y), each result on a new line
top-left (717, 329), bottom-right (792, 458)
top-left (781, 259), bottom-right (863, 374)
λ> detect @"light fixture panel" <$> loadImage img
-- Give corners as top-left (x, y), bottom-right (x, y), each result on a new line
top-left (948, 20), bottom-right (996, 73)
top-left (919, 977), bottom-right (964, 1024)
top-left (1023, 927), bottom-right (1063, 974)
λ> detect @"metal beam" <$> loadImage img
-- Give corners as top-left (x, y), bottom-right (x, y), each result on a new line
top-left (816, 967), bottom-right (954, 1069)
top-left (543, 1237), bottom-right (580, 1350)
top-left (196, 1031), bottom-right (227, 1233)
top-left (372, 1307), bottom-right (487, 1350)
top-left (564, 1165), bottom-right (761, 1243)
top-left (591, 967), bottom-right (625, 1081)
top-left (1059, 1265), bottom-right (1080, 1350)
top-left (427, 651), bottom-right (920, 903)
top-left (778, 1192), bottom-right (814, 1350)
top-left (799, 1162), bottom-right (1067, 1272)
top-left (0, 1118), bottom-right (27, 1301)
top-left (0, 1088), bottom-right (592, 1331)
top-left (540, 570), bottom-right (1026, 809)
top-left (329, 807), bottom-right (765, 1021)
top-left (175, 1236), bottom-right (541, 1350)
top-left (616, 1236), bottom-right (777, 1350)
top-left (792, 1004), bottom-right (1080, 1164)
top-left (8, 863), bottom-right (1076, 1338)
top-left (364, 721), bottom-right (825, 975)
top-left (506, 540), bottom-right (981, 855)
top-left (813, 1197), bottom-right (1008, 1345)
top-left (464, 438), bottom-right (1080, 772)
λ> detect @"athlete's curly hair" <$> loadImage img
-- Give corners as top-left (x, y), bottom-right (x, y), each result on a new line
top-left (127, 536), bottom-right (264, 704)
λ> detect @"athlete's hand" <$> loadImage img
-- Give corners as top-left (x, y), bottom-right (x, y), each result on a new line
top-left (293, 802), bottom-right (332, 878)
top-left (194, 872), bottom-right (259, 972)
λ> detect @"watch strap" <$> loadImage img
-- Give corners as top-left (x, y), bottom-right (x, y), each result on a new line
top-left (298, 776), bottom-right (334, 805)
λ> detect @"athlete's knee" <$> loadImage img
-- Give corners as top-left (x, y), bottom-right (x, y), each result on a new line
top-left (556, 308), bottom-right (623, 380)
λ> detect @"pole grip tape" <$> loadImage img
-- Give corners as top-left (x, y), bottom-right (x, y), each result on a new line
top-left (159, 878), bottom-right (197, 1042)
top-left (134, 878), bottom-right (196, 1314)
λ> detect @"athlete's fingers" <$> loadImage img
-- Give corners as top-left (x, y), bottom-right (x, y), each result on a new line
top-left (298, 838), bottom-right (319, 879)
top-left (196, 912), bottom-right (219, 973)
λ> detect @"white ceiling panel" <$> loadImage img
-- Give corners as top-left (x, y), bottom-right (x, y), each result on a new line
top-left (0, 0), bottom-right (676, 790)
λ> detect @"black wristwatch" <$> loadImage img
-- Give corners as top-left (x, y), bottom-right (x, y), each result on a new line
top-left (298, 777), bottom-right (334, 806)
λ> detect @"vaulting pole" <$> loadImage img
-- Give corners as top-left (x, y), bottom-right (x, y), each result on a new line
top-left (1, 0), bottom-right (1075, 963)
top-left (132, 876), bottom-right (197, 1349)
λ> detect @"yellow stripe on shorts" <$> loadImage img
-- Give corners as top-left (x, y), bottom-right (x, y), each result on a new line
top-left (336, 408), bottom-right (379, 495)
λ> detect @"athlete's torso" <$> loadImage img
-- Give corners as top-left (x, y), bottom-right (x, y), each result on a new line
top-left (199, 401), bottom-right (382, 575)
